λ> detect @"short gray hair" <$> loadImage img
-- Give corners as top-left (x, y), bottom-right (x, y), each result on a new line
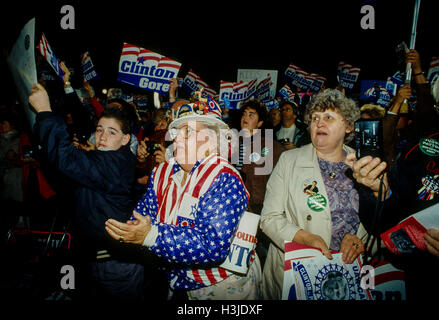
top-left (304, 89), bottom-right (360, 143)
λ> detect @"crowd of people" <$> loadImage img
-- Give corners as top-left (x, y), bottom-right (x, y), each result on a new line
top-left (1, 47), bottom-right (439, 302)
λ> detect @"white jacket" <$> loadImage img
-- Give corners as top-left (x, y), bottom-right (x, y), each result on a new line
top-left (260, 143), bottom-right (369, 300)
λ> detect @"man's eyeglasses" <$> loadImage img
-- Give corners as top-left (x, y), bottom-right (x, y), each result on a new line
top-left (169, 126), bottom-right (199, 139)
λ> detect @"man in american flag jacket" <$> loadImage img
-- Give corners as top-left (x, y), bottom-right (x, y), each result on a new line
top-left (105, 96), bottom-right (261, 299)
top-left (136, 153), bottom-right (248, 291)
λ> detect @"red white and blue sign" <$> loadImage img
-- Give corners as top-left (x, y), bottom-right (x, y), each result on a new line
top-left (117, 42), bottom-right (181, 95)
top-left (37, 33), bottom-right (64, 81)
top-left (219, 76), bottom-right (271, 110)
top-left (81, 51), bottom-right (100, 81)
top-left (337, 61), bottom-right (361, 91)
top-left (284, 63), bottom-right (326, 92)
top-left (182, 69), bottom-right (218, 99)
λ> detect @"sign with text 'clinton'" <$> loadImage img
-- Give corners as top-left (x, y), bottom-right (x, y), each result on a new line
top-left (237, 69), bottom-right (278, 99)
top-left (337, 61), bottom-right (361, 91)
top-left (117, 43), bottom-right (181, 95)
top-left (182, 69), bottom-right (218, 99)
top-left (219, 76), bottom-right (272, 110)
top-left (37, 33), bottom-right (64, 81)
top-left (284, 63), bottom-right (326, 92)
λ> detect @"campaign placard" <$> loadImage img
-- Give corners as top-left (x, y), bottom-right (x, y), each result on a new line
top-left (308, 73), bottom-right (327, 92)
top-left (182, 69), bottom-right (217, 99)
top-left (284, 63), bottom-right (312, 90)
top-left (219, 211), bottom-right (260, 274)
top-left (277, 83), bottom-right (295, 101)
top-left (219, 76), bottom-right (272, 110)
top-left (360, 80), bottom-right (395, 107)
top-left (37, 33), bottom-right (65, 81)
top-left (219, 79), bottom-right (258, 110)
top-left (282, 242), bottom-right (372, 300)
top-left (81, 51), bottom-right (100, 81)
top-left (237, 69), bottom-right (278, 99)
top-left (381, 202), bottom-right (439, 255)
top-left (337, 61), bottom-right (361, 91)
top-left (7, 18), bottom-right (38, 129)
top-left (117, 42), bottom-right (181, 95)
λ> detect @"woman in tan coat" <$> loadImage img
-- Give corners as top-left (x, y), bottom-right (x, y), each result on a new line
top-left (260, 89), bottom-right (370, 299)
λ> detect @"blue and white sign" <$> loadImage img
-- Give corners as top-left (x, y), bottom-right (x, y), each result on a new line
top-left (81, 51), bottom-right (100, 81)
top-left (37, 33), bottom-right (64, 81)
top-left (337, 61), bottom-right (361, 91)
top-left (117, 43), bottom-right (181, 95)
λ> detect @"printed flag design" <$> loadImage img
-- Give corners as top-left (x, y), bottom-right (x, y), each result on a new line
top-left (284, 63), bottom-right (326, 92)
top-left (135, 154), bottom-right (249, 290)
top-left (37, 33), bottom-right (64, 81)
top-left (81, 51), bottom-right (100, 81)
top-left (337, 61), bottom-right (361, 91)
top-left (182, 69), bottom-right (218, 100)
top-left (117, 43), bottom-right (181, 95)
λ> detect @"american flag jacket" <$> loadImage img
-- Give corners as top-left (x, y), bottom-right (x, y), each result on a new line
top-left (135, 153), bottom-right (249, 290)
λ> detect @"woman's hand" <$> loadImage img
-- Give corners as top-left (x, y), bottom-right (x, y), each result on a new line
top-left (340, 234), bottom-right (364, 264)
top-left (105, 211), bottom-right (152, 245)
top-left (425, 228), bottom-right (439, 259)
top-left (293, 229), bottom-right (333, 260)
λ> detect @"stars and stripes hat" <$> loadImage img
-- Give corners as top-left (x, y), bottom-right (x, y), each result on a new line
top-left (169, 94), bottom-right (228, 130)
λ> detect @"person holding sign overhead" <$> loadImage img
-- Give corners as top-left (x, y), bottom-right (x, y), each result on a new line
top-left (28, 83), bottom-right (145, 300)
top-left (105, 95), bottom-right (262, 300)
top-left (260, 89), bottom-right (371, 299)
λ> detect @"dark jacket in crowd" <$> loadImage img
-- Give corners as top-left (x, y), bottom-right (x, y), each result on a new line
top-left (35, 111), bottom-right (136, 259)
top-left (356, 130), bottom-right (439, 300)
top-left (240, 131), bottom-right (284, 214)
top-left (274, 119), bottom-right (310, 148)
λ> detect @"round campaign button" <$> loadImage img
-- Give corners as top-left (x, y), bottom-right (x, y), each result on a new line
top-left (419, 138), bottom-right (439, 157)
top-left (249, 152), bottom-right (261, 163)
top-left (307, 193), bottom-right (327, 212)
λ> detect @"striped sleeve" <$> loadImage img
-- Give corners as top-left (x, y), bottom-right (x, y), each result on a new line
top-left (148, 171), bottom-right (248, 266)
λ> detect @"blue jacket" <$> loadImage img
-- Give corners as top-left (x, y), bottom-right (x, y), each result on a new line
top-left (35, 112), bottom-right (136, 258)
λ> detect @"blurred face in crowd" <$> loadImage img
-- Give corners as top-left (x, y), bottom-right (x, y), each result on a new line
top-left (241, 107), bottom-right (262, 136)
top-left (95, 117), bottom-right (130, 151)
top-left (0, 120), bottom-right (13, 134)
top-left (154, 119), bottom-right (168, 131)
top-left (269, 108), bottom-right (281, 126)
top-left (280, 103), bottom-right (297, 122)
top-left (310, 108), bottom-right (351, 153)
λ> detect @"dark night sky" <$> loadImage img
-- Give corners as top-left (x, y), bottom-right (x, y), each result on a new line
top-left (1, 0), bottom-right (437, 102)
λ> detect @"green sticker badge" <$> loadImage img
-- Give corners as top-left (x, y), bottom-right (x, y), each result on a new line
top-left (419, 138), bottom-right (439, 157)
top-left (261, 147), bottom-right (270, 157)
top-left (307, 193), bottom-right (327, 212)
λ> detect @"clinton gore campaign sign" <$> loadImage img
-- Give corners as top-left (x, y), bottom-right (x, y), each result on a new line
top-left (117, 43), bottom-right (181, 95)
